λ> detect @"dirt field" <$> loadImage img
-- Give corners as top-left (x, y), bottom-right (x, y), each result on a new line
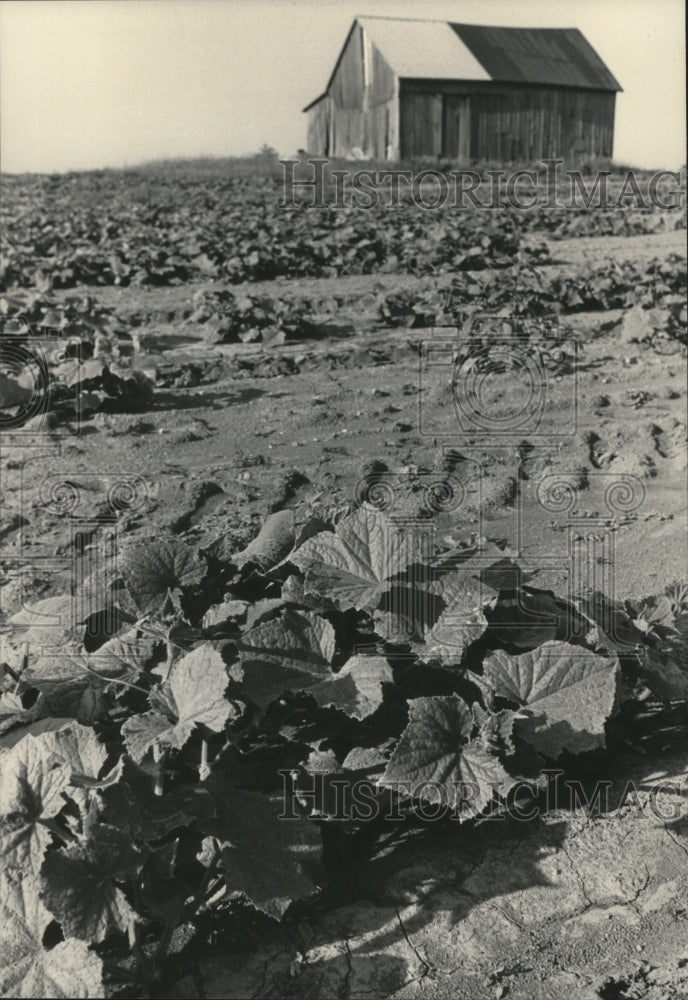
top-left (7, 228), bottom-right (684, 607)
top-left (0, 170), bottom-right (687, 999)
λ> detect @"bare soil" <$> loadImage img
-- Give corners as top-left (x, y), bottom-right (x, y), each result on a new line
top-left (1, 228), bottom-right (686, 999)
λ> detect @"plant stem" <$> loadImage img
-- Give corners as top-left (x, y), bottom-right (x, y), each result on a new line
top-left (152, 846), bottom-right (223, 968)
top-left (77, 658), bottom-right (150, 696)
top-left (159, 631), bottom-right (175, 682)
top-left (4, 664), bottom-right (22, 685)
top-left (154, 745), bottom-right (167, 795)
top-left (199, 739), bottom-right (210, 780)
top-left (12, 642), bottom-right (30, 694)
top-left (127, 918), bottom-right (152, 993)
top-left (103, 961), bottom-right (138, 983)
top-left (183, 845), bottom-right (223, 920)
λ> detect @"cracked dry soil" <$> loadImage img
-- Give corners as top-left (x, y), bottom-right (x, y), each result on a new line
top-left (171, 745), bottom-right (688, 999)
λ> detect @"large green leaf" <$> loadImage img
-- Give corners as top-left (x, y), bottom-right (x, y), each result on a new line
top-left (122, 643), bottom-right (232, 761)
top-left (23, 629), bottom-right (154, 724)
top-left (22, 651), bottom-right (110, 726)
top-left (422, 572), bottom-right (497, 667)
top-left (103, 757), bottom-right (215, 839)
top-left (308, 655), bottom-right (392, 720)
top-left (0, 872), bottom-right (103, 998)
top-left (477, 641), bottom-right (619, 757)
top-left (233, 509), bottom-right (295, 570)
top-left (379, 695), bottom-right (515, 820)
top-left (0, 734), bottom-right (71, 875)
top-left (290, 505), bottom-right (420, 610)
top-left (237, 609), bottom-right (335, 709)
top-left (203, 782), bottom-right (322, 919)
top-left (40, 721), bottom-right (108, 786)
top-left (120, 537), bottom-right (205, 614)
top-left (40, 823), bottom-right (144, 942)
top-left (8, 596), bottom-right (79, 652)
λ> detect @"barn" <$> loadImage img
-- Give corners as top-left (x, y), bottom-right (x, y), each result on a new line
top-left (303, 16), bottom-right (622, 164)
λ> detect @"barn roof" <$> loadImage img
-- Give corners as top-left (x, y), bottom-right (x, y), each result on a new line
top-left (449, 23), bottom-right (622, 91)
top-left (303, 16), bottom-right (621, 110)
top-left (358, 17), bottom-right (491, 83)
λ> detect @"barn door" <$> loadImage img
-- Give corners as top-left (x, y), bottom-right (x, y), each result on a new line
top-left (442, 96), bottom-right (471, 162)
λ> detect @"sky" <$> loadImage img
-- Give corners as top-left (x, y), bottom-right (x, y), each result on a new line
top-left (0, 0), bottom-right (685, 173)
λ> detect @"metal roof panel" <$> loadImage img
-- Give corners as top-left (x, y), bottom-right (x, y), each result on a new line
top-left (450, 23), bottom-right (622, 90)
top-left (358, 16), bottom-right (490, 81)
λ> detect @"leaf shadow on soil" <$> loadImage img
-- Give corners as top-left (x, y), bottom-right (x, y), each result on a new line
top-left (569, 355), bottom-right (612, 373)
top-left (151, 387), bottom-right (266, 411)
top-left (170, 813), bottom-right (571, 999)
top-left (173, 717), bottom-right (688, 998)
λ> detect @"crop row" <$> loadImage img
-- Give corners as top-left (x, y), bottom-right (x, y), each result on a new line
top-left (2, 255), bottom-right (685, 354)
top-left (2, 173), bottom-right (684, 290)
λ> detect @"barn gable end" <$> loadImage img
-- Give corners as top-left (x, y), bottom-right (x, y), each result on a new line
top-left (303, 16), bottom-right (621, 163)
top-left (305, 20), bottom-right (397, 160)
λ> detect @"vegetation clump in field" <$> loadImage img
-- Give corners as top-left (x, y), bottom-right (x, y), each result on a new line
top-left (1, 501), bottom-right (687, 995)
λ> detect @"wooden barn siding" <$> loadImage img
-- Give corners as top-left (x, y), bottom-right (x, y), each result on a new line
top-left (306, 24), bottom-right (397, 158)
top-left (306, 98), bottom-right (331, 156)
top-left (400, 81), bottom-right (616, 162)
top-left (471, 87), bottom-right (615, 161)
top-left (443, 96), bottom-right (471, 161)
top-left (400, 94), bottom-right (443, 158)
top-left (329, 23), bottom-right (365, 109)
top-left (370, 42), bottom-right (396, 106)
